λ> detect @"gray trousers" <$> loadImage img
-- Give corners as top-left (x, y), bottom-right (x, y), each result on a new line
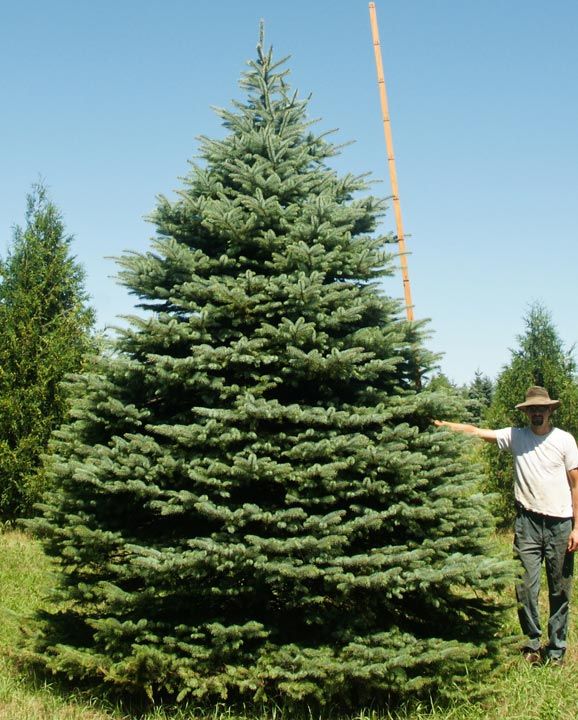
top-left (514, 505), bottom-right (574, 659)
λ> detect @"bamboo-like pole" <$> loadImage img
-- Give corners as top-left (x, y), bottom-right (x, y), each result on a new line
top-left (368, 2), bottom-right (414, 322)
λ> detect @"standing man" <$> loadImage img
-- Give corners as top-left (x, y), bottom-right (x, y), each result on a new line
top-left (435, 385), bottom-right (578, 664)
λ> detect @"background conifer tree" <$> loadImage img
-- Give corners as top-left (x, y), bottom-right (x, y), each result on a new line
top-left (466, 370), bottom-right (494, 424)
top-left (0, 183), bottom-right (94, 518)
top-left (30, 39), bottom-right (514, 708)
top-left (424, 370), bottom-right (493, 425)
top-left (483, 302), bottom-right (578, 524)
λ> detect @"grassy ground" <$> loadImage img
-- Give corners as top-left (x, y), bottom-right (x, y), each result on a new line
top-left (1, 529), bottom-right (578, 720)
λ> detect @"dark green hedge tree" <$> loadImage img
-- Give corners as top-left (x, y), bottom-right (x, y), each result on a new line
top-left (29, 39), bottom-right (515, 709)
top-left (466, 370), bottom-right (494, 425)
top-left (0, 184), bottom-right (94, 518)
top-left (482, 302), bottom-right (578, 525)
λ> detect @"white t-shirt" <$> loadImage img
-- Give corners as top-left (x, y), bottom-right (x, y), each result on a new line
top-left (495, 427), bottom-right (578, 517)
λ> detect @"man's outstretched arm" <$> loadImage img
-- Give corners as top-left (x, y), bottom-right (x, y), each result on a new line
top-left (433, 420), bottom-right (498, 443)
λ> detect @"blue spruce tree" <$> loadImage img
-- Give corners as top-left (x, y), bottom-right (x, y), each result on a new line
top-left (29, 36), bottom-right (514, 708)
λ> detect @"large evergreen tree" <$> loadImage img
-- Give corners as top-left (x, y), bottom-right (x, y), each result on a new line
top-left (0, 183), bottom-right (94, 518)
top-left (483, 302), bottom-right (578, 524)
top-left (29, 39), bottom-right (514, 708)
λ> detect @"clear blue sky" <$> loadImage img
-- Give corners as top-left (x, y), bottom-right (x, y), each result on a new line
top-left (2, 1), bottom-right (577, 385)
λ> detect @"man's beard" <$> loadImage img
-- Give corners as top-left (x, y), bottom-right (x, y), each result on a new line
top-left (530, 413), bottom-right (545, 426)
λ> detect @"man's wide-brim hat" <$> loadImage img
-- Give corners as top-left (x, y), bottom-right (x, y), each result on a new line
top-left (515, 385), bottom-right (560, 410)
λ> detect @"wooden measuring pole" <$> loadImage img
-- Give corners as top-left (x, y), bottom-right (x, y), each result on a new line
top-left (368, 2), bottom-right (414, 322)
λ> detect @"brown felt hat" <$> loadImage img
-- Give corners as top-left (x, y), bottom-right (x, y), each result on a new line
top-left (515, 385), bottom-right (560, 410)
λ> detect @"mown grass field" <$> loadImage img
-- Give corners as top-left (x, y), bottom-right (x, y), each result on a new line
top-left (1, 528), bottom-right (577, 720)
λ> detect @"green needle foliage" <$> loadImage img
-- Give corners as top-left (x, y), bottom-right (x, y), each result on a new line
top-left (0, 183), bottom-right (94, 519)
top-left (28, 36), bottom-right (515, 710)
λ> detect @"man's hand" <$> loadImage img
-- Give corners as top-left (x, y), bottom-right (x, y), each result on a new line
top-left (568, 528), bottom-right (578, 553)
top-left (433, 420), bottom-right (498, 443)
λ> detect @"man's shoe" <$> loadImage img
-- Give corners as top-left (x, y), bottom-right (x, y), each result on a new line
top-left (542, 654), bottom-right (564, 666)
top-left (522, 650), bottom-right (541, 665)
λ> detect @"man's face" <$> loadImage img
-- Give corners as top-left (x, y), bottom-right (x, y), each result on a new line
top-left (524, 405), bottom-right (552, 428)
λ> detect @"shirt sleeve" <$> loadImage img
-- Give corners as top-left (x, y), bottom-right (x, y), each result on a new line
top-left (563, 433), bottom-right (578, 471)
top-left (495, 427), bottom-right (512, 452)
